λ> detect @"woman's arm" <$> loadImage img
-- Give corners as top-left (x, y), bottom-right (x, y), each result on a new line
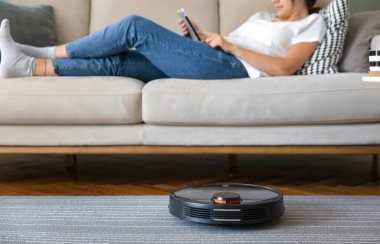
top-left (201, 31), bottom-right (319, 76)
top-left (230, 42), bottom-right (319, 76)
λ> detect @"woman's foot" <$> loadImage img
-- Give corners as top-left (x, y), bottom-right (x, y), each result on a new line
top-left (17, 43), bottom-right (56, 59)
top-left (17, 44), bottom-right (68, 59)
top-left (0, 19), bottom-right (35, 78)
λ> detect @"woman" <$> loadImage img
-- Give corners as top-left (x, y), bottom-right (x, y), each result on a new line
top-left (0, 0), bottom-right (326, 81)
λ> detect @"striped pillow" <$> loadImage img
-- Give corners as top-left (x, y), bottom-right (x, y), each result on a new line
top-left (296, 0), bottom-right (350, 75)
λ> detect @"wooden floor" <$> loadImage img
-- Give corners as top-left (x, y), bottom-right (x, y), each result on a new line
top-left (0, 154), bottom-right (378, 195)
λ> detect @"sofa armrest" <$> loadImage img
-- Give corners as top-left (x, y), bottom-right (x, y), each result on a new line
top-left (371, 34), bottom-right (380, 50)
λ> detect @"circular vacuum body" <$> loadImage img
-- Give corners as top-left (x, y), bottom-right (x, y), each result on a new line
top-left (169, 183), bottom-right (284, 225)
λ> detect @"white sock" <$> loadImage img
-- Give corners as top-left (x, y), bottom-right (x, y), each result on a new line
top-left (17, 43), bottom-right (56, 59)
top-left (0, 19), bottom-right (35, 78)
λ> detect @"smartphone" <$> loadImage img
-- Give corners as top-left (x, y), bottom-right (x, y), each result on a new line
top-left (177, 8), bottom-right (202, 42)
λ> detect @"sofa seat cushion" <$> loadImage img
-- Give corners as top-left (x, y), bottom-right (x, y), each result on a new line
top-left (142, 73), bottom-right (380, 126)
top-left (0, 77), bottom-right (144, 125)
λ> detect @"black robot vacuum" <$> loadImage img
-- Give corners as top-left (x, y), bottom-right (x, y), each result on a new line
top-left (169, 183), bottom-right (284, 225)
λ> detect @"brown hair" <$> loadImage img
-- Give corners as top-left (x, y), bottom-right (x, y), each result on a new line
top-left (305, 0), bottom-right (318, 14)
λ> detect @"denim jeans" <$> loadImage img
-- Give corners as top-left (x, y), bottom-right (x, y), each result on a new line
top-left (53, 15), bottom-right (248, 82)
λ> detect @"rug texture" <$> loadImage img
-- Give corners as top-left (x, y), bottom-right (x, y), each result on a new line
top-left (0, 196), bottom-right (379, 243)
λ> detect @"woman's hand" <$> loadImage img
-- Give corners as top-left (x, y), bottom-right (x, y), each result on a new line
top-left (178, 19), bottom-right (201, 37)
top-left (200, 31), bottom-right (235, 53)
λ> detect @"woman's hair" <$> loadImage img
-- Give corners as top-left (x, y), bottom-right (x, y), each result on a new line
top-left (305, 0), bottom-right (318, 14)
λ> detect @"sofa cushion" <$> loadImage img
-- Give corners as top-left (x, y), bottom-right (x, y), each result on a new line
top-left (339, 11), bottom-right (380, 73)
top-left (0, 77), bottom-right (144, 125)
top-left (142, 73), bottom-right (380, 126)
top-left (9, 0), bottom-right (91, 44)
top-left (0, 1), bottom-right (57, 48)
top-left (90, 0), bottom-right (219, 35)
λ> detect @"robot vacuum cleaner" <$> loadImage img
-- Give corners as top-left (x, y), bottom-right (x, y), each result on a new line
top-left (169, 183), bottom-right (284, 225)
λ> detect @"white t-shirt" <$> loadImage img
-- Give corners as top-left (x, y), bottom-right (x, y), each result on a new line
top-left (225, 12), bottom-right (327, 78)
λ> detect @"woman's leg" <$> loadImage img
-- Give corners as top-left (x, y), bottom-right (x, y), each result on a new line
top-left (65, 15), bottom-right (248, 80)
top-left (51, 51), bottom-right (168, 82)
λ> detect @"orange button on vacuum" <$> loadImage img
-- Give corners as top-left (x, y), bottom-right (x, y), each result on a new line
top-left (212, 192), bottom-right (241, 205)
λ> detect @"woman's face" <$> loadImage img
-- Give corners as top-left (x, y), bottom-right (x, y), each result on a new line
top-left (272, 0), bottom-right (299, 19)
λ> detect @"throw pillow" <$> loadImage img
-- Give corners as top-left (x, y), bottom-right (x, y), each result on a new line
top-left (0, 1), bottom-right (57, 52)
top-left (296, 0), bottom-right (350, 75)
top-left (339, 11), bottom-right (380, 73)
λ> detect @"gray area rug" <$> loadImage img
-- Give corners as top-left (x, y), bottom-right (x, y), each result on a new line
top-left (0, 196), bottom-right (379, 243)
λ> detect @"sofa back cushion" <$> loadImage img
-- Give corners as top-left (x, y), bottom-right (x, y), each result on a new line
top-left (339, 11), bottom-right (380, 73)
top-left (9, 0), bottom-right (91, 44)
top-left (219, 0), bottom-right (331, 36)
top-left (0, 1), bottom-right (57, 47)
top-left (90, 0), bottom-right (219, 35)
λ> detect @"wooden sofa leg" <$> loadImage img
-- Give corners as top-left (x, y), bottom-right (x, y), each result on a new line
top-left (372, 155), bottom-right (378, 181)
top-left (228, 154), bottom-right (238, 178)
top-left (65, 154), bottom-right (77, 172)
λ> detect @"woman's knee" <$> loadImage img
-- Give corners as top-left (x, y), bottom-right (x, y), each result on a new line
top-left (118, 15), bottom-right (152, 35)
top-left (119, 15), bottom-right (159, 39)
top-left (121, 15), bottom-right (146, 26)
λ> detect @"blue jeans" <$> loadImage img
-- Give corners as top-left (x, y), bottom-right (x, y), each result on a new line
top-left (53, 15), bottom-right (248, 82)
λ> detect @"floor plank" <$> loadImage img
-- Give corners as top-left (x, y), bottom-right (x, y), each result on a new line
top-left (0, 154), bottom-right (378, 195)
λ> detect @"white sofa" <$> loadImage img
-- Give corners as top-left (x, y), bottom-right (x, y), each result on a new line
top-left (1, 0), bottom-right (380, 168)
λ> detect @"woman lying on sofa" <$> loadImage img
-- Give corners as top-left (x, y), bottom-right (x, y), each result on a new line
top-left (0, 0), bottom-right (326, 81)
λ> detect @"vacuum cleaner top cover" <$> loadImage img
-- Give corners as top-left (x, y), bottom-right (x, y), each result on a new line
top-left (169, 183), bottom-right (284, 225)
